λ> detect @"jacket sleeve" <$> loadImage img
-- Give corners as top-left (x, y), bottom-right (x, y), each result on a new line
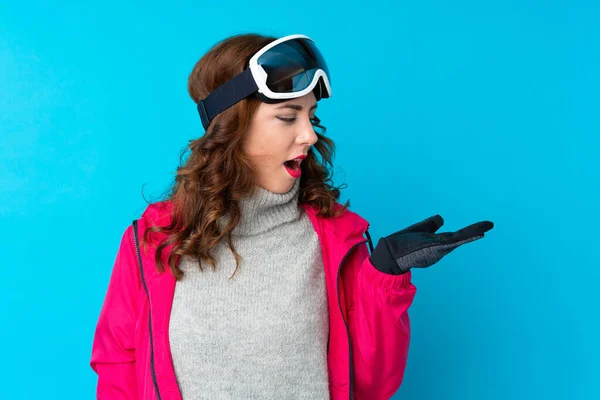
top-left (346, 240), bottom-right (417, 399)
top-left (90, 225), bottom-right (140, 399)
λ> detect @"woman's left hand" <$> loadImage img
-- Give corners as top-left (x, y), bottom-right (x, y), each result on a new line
top-left (369, 214), bottom-right (494, 275)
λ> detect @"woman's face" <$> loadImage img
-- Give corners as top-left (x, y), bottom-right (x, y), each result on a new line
top-left (243, 92), bottom-right (319, 194)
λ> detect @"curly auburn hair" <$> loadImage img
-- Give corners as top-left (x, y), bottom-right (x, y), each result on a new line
top-left (143, 33), bottom-right (349, 280)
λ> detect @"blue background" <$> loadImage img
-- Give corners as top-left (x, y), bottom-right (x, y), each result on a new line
top-left (1, 1), bottom-right (597, 399)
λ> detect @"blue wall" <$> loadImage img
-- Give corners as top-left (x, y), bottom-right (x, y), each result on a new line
top-left (1, 1), bottom-right (597, 399)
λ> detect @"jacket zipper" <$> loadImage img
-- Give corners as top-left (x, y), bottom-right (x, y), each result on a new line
top-left (133, 220), bottom-right (163, 400)
top-left (336, 239), bottom-right (368, 400)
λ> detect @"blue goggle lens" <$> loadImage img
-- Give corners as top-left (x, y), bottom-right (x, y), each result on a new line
top-left (257, 38), bottom-right (329, 94)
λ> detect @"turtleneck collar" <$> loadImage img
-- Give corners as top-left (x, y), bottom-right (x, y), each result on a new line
top-left (217, 179), bottom-right (302, 237)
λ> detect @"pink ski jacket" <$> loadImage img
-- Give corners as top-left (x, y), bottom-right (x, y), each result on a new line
top-left (90, 200), bottom-right (417, 399)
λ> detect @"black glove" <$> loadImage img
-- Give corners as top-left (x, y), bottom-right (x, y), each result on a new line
top-left (369, 215), bottom-right (494, 275)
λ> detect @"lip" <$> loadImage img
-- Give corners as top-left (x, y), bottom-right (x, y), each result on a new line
top-left (284, 154), bottom-right (306, 179)
top-left (284, 164), bottom-right (302, 178)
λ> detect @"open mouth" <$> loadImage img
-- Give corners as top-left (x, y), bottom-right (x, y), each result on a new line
top-left (283, 158), bottom-right (303, 178)
top-left (283, 159), bottom-right (301, 171)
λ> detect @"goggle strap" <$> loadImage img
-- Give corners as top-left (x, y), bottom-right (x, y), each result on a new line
top-left (197, 68), bottom-right (258, 131)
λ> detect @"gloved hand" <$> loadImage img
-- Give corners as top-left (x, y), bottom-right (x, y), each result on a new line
top-left (369, 215), bottom-right (494, 275)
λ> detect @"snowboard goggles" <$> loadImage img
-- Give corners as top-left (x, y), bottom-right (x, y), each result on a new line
top-left (196, 34), bottom-right (332, 130)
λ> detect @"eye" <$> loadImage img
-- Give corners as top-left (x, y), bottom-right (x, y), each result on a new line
top-left (277, 116), bottom-right (296, 124)
top-left (310, 116), bottom-right (321, 125)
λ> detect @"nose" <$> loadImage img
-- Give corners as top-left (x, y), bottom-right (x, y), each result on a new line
top-left (297, 115), bottom-right (319, 147)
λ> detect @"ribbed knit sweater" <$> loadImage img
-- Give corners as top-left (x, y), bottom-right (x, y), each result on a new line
top-left (169, 179), bottom-right (330, 399)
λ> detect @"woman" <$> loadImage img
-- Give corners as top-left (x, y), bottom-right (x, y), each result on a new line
top-left (90, 33), bottom-right (493, 400)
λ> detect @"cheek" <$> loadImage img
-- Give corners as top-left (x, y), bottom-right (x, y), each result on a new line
top-left (248, 130), bottom-right (289, 157)
top-left (243, 130), bottom-right (267, 157)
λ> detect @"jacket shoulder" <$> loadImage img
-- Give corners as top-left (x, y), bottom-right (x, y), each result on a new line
top-left (138, 200), bottom-right (174, 227)
top-left (304, 201), bottom-right (370, 238)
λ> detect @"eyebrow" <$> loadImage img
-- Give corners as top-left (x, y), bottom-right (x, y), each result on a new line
top-left (276, 103), bottom-right (318, 111)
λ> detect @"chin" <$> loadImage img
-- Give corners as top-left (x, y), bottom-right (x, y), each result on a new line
top-left (273, 183), bottom-right (294, 194)
top-left (258, 179), bottom-right (294, 194)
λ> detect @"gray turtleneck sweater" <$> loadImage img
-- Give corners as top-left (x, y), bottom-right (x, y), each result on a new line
top-left (169, 179), bottom-right (330, 399)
